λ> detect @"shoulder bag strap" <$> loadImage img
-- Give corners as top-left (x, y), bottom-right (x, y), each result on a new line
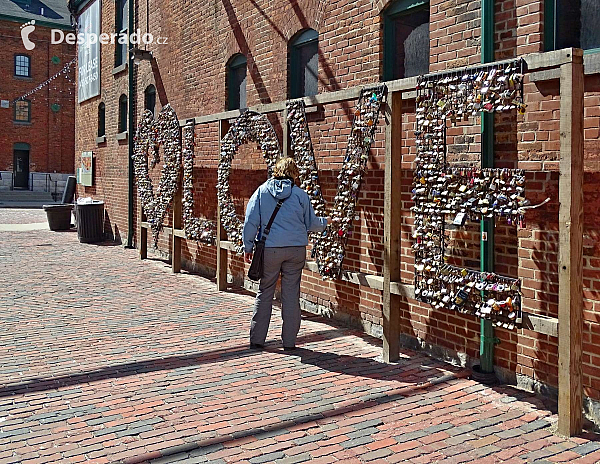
top-left (261, 185), bottom-right (292, 241)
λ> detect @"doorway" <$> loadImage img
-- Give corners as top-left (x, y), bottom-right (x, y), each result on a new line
top-left (13, 144), bottom-right (30, 189)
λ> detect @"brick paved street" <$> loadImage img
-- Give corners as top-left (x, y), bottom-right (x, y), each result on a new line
top-left (1, 210), bottom-right (599, 463)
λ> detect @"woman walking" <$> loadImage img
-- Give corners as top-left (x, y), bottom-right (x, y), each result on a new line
top-left (243, 158), bottom-right (328, 350)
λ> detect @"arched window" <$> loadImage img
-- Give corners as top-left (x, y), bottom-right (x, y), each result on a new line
top-left (98, 102), bottom-right (106, 137)
top-left (15, 54), bottom-right (31, 77)
top-left (118, 94), bottom-right (127, 133)
top-left (383, 0), bottom-right (430, 81)
top-left (144, 85), bottom-right (156, 115)
top-left (289, 29), bottom-right (318, 98)
top-left (115, 0), bottom-right (128, 66)
top-left (226, 54), bottom-right (247, 110)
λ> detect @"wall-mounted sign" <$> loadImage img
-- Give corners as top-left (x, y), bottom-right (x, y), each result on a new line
top-left (1, 100), bottom-right (9, 109)
top-left (78, 151), bottom-right (93, 186)
top-left (77, 0), bottom-right (100, 103)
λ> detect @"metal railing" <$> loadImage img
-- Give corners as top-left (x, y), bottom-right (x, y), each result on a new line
top-left (47, 174), bottom-right (59, 201)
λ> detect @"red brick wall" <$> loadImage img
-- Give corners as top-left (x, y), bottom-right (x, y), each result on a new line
top-left (0, 20), bottom-right (75, 174)
top-left (75, 0), bottom-right (600, 414)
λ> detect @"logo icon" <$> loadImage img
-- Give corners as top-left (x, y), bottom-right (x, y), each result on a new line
top-left (21, 20), bottom-right (36, 50)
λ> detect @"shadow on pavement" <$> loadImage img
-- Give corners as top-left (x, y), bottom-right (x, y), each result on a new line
top-left (0, 328), bottom-right (351, 398)
top-left (118, 371), bottom-right (469, 464)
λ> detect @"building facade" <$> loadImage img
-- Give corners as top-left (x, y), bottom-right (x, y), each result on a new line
top-left (0, 1), bottom-right (76, 192)
top-left (73, 0), bottom-right (600, 426)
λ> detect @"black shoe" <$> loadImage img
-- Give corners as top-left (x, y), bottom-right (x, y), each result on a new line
top-left (283, 346), bottom-right (296, 352)
top-left (250, 343), bottom-right (264, 350)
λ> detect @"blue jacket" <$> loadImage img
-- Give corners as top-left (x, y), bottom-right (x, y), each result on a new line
top-left (243, 178), bottom-right (327, 253)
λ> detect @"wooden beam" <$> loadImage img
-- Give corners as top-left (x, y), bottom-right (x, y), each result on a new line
top-left (180, 51), bottom-right (573, 127)
top-left (171, 179), bottom-right (182, 273)
top-left (219, 240), bottom-right (238, 251)
top-left (173, 228), bottom-right (186, 238)
top-left (528, 68), bottom-right (561, 83)
top-left (521, 313), bottom-right (559, 338)
top-left (524, 48), bottom-right (576, 71)
top-left (557, 48), bottom-right (584, 437)
top-left (139, 202), bottom-right (147, 260)
top-left (383, 90), bottom-right (403, 363)
top-left (216, 119), bottom-right (230, 291)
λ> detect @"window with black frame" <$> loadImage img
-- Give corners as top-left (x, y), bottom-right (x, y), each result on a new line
top-left (14, 100), bottom-right (31, 122)
top-left (98, 102), bottom-right (106, 137)
top-left (545, 0), bottom-right (600, 52)
top-left (15, 55), bottom-right (31, 77)
top-left (289, 29), bottom-right (318, 99)
top-left (115, 0), bottom-right (128, 66)
top-left (383, 0), bottom-right (430, 81)
top-left (226, 54), bottom-right (247, 110)
top-left (144, 85), bottom-right (156, 115)
top-left (118, 95), bottom-right (127, 133)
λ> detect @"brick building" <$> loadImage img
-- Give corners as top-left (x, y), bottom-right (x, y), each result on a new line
top-left (73, 0), bottom-right (600, 429)
top-left (0, 0), bottom-right (75, 192)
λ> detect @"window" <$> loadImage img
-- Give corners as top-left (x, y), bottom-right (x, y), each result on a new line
top-left (98, 102), bottom-right (106, 137)
top-left (383, 0), bottom-right (430, 81)
top-left (226, 54), bottom-right (247, 110)
top-left (15, 55), bottom-right (31, 77)
top-left (14, 100), bottom-right (31, 122)
top-left (545, 0), bottom-right (600, 52)
top-left (118, 94), bottom-right (127, 133)
top-left (144, 85), bottom-right (156, 115)
top-left (289, 29), bottom-right (318, 98)
top-left (115, 0), bottom-right (128, 66)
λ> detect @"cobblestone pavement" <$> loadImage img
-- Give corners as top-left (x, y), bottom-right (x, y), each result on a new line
top-left (0, 208), bottom-right (47, 224)
top-left (1, 210), bottom-right (599, 463)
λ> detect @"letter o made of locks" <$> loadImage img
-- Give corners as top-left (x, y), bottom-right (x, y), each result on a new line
top-left (217, 111), bottom-right (282, 253)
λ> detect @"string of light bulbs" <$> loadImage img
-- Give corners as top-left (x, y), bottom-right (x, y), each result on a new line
top-left (13, 57), bottom-right (77, 104)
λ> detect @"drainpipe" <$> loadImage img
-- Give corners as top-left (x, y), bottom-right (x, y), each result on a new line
top-left (126, 0), bottom-right (135, 248)
top-left (479, 0), bottom-right (497, 374)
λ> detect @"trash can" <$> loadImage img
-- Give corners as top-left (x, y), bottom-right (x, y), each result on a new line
top-left (43, 204), bottom-right (73, 231)
top-left (75, 200), bottom-right (104, 243)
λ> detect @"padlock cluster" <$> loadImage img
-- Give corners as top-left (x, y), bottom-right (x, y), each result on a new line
top-left (416, 264), bottom-right (522, 330)
top-left (182, 123), bottom-right (217, 244)
top-left (412, 59), bottom-right (527, 327)
top-left (287, 86), bottom-right (387, 279)
top-left (217, 110), bottom-right (281, 254)
top-left (132, 105), bottom-right (182, 247)
top-left (411, 167), bottom-right (528, 223)
top-left (287, 100), bottom-right (327, 222)
top-left (416, 62), bottom-right (525, 129)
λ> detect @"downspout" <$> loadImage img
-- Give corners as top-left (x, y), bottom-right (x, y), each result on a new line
top-left (126, 0), bottom-right (135, 248)
top-left (479, 0), bottom-right (497, 374)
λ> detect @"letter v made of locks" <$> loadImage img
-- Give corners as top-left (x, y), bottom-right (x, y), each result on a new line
top-left (211, 86), bottom-right (387, 278)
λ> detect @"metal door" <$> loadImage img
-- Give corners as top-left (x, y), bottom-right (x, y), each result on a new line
top-left (13, 149), bottom-right (29, 189)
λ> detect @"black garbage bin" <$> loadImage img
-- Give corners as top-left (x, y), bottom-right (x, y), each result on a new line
top-left (43, 204), bottom-right (73, 231)
top-left (75, 201), bottom-right (104, 243)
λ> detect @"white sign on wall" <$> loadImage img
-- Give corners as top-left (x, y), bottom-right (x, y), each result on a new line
top-left (77, 0), bottom-right (101, 103)
top-left (0, 100), bottom-right (9, 109)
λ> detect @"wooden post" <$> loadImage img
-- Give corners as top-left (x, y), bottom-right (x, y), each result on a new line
top-left (383, 90), bottom-right (402, 363)
top-left (558, 48), bottom-right (584, 437)
top-left (216, 119), bottom-right (230, 291)
top-left (171, 179), bottom-right (182, 273)
top-left (139, 202), bottom-right (147, 260)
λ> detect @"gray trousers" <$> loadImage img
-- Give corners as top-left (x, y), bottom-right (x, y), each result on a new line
top-left (250, 246), bottom-right (306, 347)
